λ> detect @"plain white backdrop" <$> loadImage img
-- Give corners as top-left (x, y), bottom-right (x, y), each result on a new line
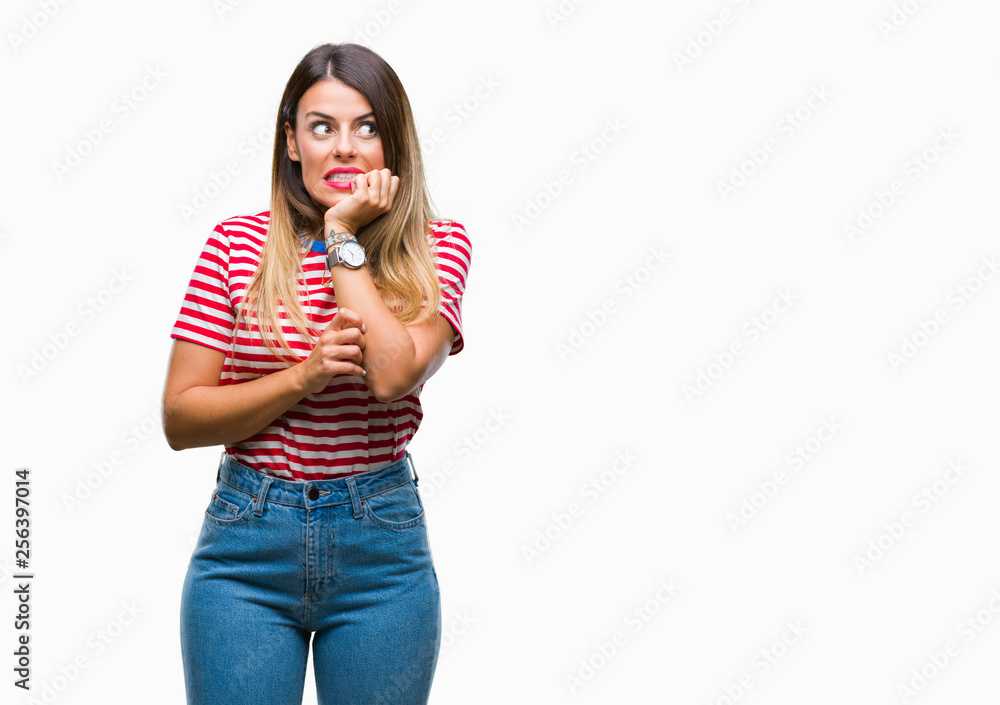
top-left (2, 0), bottom-right (999, 703)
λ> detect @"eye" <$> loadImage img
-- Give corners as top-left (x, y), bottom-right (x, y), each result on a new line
top-left (310, 121), bottom-right (333, 136)
top-left (358, 122), bottom-right (378, 137)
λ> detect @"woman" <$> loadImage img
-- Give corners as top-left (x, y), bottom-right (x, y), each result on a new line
top-left (162, 42), bottom-right (471, 705)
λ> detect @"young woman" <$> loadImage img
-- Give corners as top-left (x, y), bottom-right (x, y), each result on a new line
top-left (162, 42), bottom-right (471, 705)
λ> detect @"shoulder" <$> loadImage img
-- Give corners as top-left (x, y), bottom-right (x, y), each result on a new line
top-left (428, 218), bottom-right (467, 237)
top-left (214, 208), bottom-right (271, 255)
top-left (427, 219), bottom-right (472, 256)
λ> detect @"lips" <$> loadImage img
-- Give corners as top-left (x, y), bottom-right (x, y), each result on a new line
top-left (323, 167), bottom-right (363, 191)
top-left (324, 167), bottom-right (363, 182)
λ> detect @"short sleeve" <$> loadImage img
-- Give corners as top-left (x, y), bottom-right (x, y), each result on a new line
top-left (170, 223), bottom-right (236, 354)
top-left (430, 221), bottom-right (472, 355)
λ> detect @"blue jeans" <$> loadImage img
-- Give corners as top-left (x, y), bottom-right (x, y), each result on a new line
top-left (180, 451), bottom-right (441, 705)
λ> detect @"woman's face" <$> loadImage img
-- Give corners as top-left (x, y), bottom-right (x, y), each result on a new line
top-left (284, 79), bottom-right (385, 215)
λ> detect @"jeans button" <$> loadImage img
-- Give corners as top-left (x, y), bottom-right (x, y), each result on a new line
top-left (308, 487), bottom-right (319, 501)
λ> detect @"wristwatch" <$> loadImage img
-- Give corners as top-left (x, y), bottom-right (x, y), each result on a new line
top-left (325, 231), bottom-right (366, 270)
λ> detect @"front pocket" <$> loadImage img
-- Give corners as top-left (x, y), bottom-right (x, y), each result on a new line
top-left (361, 481), bottom-right (425, 529)
top-left (204, 485), bottom-right (256, 526)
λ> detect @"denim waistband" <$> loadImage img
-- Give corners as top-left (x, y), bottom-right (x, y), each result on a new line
top-left (215, 451), bottom-right (419, 510)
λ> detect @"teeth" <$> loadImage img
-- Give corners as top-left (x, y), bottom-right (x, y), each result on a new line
top-left (327, 172), bottom-right (356, 182)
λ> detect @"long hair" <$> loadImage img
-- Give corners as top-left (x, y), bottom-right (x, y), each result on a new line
top-left (235, 42), bottom-right (442, 363)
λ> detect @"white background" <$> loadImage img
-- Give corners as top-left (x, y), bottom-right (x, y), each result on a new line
top-left (2, 0), bottom-right (999, 703)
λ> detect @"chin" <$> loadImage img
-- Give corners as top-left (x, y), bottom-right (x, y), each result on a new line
top-left (311, 189), bottom-right (345, 209)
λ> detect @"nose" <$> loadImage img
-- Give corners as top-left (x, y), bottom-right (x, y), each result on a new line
top-left (332, 129), bottom-right (356, 159)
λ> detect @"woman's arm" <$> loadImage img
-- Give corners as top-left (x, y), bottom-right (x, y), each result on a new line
top-left (162, 309), bottom-right (368, 451)
top-left (162, 340), bottom-right (308, 450)
top-left (326, 262), bottom-right (453, 402)
top-left (322, 169), bottom-right (462, 401)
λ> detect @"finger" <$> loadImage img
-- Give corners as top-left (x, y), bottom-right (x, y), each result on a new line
top-left (324, 318), bottom-right (367, 350)
top-left (324, 359), bottom-right (367, 379)
top-left (332, 344), bottom-right (366, 375)
top-left (379, 169), bottom-right (392, 206)
top-left (337, 328), bottom-right (366, 350)
top-left (365, 169), bottom-right (381, 202)
top-left (388, 175), bottom-right (399, 203)
top-left (332, 344), bottom-right (363, 366)
top-left (325, 307), bottom-right (363, 331)
top-left (324, 311), bottom-right (343, 332)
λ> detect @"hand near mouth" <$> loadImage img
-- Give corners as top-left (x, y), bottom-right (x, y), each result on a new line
top-left (324, 168), bottom-right (400, 235)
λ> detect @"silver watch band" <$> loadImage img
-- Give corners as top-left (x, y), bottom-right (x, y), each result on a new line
top-left (326, 232), bottom-right (355, 268)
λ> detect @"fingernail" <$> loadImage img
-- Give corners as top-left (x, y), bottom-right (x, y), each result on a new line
top-left (361, 324), bottom-right (367, 333)
top-left (362, 369), bottom-right (367, 376)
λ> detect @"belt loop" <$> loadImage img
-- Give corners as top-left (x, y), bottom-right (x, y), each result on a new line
top-left (216, 451), bottom-right (225, 483)
top-left (407, 451), bottom-right (419, 486)
top-left (254, 476), bottom-right (273, 516)
top-left (345, 477), bottom-right (363, 518)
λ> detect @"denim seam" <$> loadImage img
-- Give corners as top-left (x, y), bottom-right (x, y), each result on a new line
top-left (204, 494), bottom-right (256, 527)
top-left (361, 483), bottom-right (425, 530)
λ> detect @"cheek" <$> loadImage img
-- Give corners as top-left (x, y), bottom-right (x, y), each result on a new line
top-left (302, 146), bottom-right (323, 173)
top-left (297, 136), bottom-right (323, 166)
top-left (368, 142), bottom-right (386, 169)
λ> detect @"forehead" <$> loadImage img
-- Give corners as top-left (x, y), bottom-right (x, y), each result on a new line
top-left (297, 79), bottom-right (372, 118)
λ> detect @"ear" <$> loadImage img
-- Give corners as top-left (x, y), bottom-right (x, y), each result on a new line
top-left (284, 122), bottom-right (300, 162)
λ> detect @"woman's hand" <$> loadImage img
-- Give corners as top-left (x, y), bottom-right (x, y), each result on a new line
top-left (324, 168), bottom-right (400, 234)
top-left (295, 307), bottom-right (368, 395)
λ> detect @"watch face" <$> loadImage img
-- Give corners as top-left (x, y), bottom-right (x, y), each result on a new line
top-left (341, 240), bottom-right (365, 267)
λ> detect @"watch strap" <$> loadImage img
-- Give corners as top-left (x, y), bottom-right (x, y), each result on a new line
top-left (326, 231), bottom-right (356, 247)
top-left (299, 233), bottom-right (363, 269)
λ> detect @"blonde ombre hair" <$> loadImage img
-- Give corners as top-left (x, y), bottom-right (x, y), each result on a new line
top-left (233, 43), bottom-right (443, 363)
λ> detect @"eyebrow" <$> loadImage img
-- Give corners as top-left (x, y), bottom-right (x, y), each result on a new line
top-left (304, 111), bottom-right (374, 122)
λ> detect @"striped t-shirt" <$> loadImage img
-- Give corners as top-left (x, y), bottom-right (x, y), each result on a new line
top-left (170, 209), bottom-right (472, 480)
